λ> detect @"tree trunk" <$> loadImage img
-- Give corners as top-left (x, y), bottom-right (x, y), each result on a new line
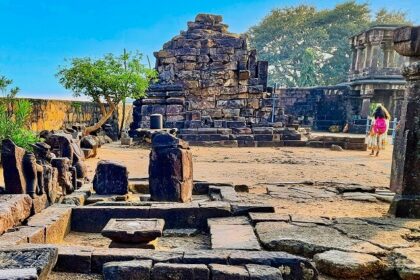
top-left (119, 98), bottom-right (126, 138)
top-left (83, 101), bottom-right (116, 136)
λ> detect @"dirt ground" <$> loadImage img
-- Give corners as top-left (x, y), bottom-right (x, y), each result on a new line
top-left (0, 143), bottom-right (393, 218)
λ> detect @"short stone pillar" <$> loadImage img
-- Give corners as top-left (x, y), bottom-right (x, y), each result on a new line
top-left (149, 133), bottom-right (193, 202)
top-left (93, 160), bottom-right (129, 195)
top-left (389, 26), bottom-right (420, 218)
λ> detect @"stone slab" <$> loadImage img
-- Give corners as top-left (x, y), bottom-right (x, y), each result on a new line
top-left (256, 222), bottom-right (386, 257)
top-left (0, 245), bottom-right (58, 280)
top-left (207, 216), bottom-right (249, 228)
top-left (0, 226), bottom-right (44, 245)
top-left (210, 224), bottom-right (261, 250)
top-left (182, 250), bottom-right (230, 265)
top-left (231, 203), bottom-right (275, 216)
top-left (103, 260), bottom-right (152, 280)
top-left (101, 218), bottom-right (164, 243)
top-left (0, 268), bottom-right (38, 280)
top-left (152, 263), bottom-right (210, 280)
top-left (210, 264), bottom-right (250, 279)
top-left (314, 250), bottom-right (384, 278)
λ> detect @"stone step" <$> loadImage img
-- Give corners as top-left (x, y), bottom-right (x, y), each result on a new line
top-left (210, 224), bottom-right (261, 251)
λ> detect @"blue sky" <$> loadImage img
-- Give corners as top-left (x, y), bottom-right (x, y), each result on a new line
top-left (0, 0), bottom-right (418, 100)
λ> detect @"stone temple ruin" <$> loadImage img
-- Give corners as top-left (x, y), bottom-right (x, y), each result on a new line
top-left (0, 14), bottom-right (419, 280)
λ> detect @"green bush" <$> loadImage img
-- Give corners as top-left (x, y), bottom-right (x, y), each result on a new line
top-left (0, 75), bottom-right (39, 151)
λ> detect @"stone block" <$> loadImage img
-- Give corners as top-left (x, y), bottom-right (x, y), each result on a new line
top-left (103, 260), bottom-right (153, 280)
top-left (182, 250), bottom-right (230, 265)
top-left (209, 264), bottom-right (250, 280)
top-left (27, 206), bottom-right (71, 243)
top-left (254, 134), bottom-right (273, 141)
top-left (226, 121), bottom-right (246, 128)
top-left (152, 263), bottom-right (210, 280)
top-left (0, 226), bottom-right (44, 245)
top-left (0, 245), bottom-right (58, 280)
top-left (91, 249), bottom-right (183, 273)
top-left (231, 204), bottom-right (275, 216)
top-left (186, 111), bottom-right (202, 121)
top-left (101, 218), bottom-right (164, 243)
top-left (314, 250), bottom-right (384, 278)
top-left (248, 85), bottom-right (264, 94)
top-left (214, 120), bottom-right (226, 128)
top-left (283, 140), bottom-right (306, 147)
top-left (246, 264), bottom-right (283, 280)
top-left (93, 161), bottom-right (129, 195)
top-left (120, 138), bottom-right (133, 146)
top-left (55, 245), bottom-right (93, 273)
top-left (149, 134), bottom-right (193, 203)
top-left (238, 140), bottom-right (256, 147)
top-left (0, 194), bottom-right (32, 234)
top-left (166, 104), bottom-right (184, 115)
top-left (235, 135), bottom-right (254, 141)
top-left (252, 127), bottom-right (273, 134)
top-left (71, 206), bottom-right (150, 233)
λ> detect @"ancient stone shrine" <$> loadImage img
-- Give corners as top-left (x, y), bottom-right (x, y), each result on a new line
top-left (131, 14), bottom-right (271, 130)
top-left (149, 133), bottom-right (193, 202)
top-left (389, 25), bottom-right (420, 218)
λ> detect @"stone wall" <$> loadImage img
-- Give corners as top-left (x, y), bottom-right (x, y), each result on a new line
top-left (2, 98), bottom-right (132, 138)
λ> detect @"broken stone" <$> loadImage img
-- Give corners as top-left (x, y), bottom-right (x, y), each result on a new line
top-left (314, 250), bottom-right (384, 278)
top-left (101, 218), bottom-right (165, 243)
top-left (103, 260), bottom-right (153, 280)
top-left (0, 194), bottom-right (32, 234)
top-left (93, 160), bottom-right (129, 195)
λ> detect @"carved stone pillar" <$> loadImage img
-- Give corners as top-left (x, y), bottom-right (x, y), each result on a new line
top-left (389, 26), bottom-right (420, 218)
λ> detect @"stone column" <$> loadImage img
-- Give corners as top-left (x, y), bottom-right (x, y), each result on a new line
top-left (370, 43), bottom-right (380, 70)
top-left (149, 133), bottom-right (193, 202)
top-left (363, 43), bottom-right (372, 69)
top-left (389, 26), bottom-right (420, 218)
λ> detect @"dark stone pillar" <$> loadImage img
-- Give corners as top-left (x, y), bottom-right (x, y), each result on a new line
top-left (389, 26), bottom-right (420, 218)
top-left (149, 133), bottom-right (193, 202)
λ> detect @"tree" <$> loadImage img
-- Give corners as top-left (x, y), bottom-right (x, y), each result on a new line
top-left (0, 75), bottom-right (39, 150)
top-left (57, 51), bottom-right (157, 136)
top-left (248, 1), bottom-right (411, 87)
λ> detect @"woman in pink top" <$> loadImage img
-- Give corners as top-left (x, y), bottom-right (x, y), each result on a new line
top-left (367, 105), bottom-right (391, 156)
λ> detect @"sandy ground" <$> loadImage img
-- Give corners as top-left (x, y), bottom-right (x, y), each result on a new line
top-left (0, 143), bottom-right (393, 218)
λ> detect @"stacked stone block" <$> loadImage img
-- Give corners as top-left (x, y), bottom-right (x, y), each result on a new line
top-left (131, 14), bottom-right (269, 130)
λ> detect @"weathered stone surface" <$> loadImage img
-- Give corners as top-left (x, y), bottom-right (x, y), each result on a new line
top-left (93, 160), bottom-right (129, 195)
top-left (256, 222), bottom-right (385, 257)
top-left (245, 264), bottom-right (283, 280)
top-left (51, 157), bottom-right (73, 194)
top-left (71, 206), bottom-right (150, 233)
top-left (101, 218), bottom-right (164, 243)
top-left (0, 268), bottom-right (38, 280)
top-left (228, 251), bottom-right (317, 280)
top-left (393, 247), bottom-right (420, 280)
top-left (149, 134), bottom-right (193, 203)
top-left (0, 194), bottom-right (32, 234)
top-left (103, 259), bottom-right (152, 280)
top-left (54, 245), bottom-right (93, 273)
top-left (210, 264), bottom-right (249, 280)
top-left (27, 206), bottom-right (71, 243)
top-left (91, 248), bottom-right (183, 273)
top-left (152, 263), bottom-right (210, 280)
top-left (314, 250), bottom-right (384, 278)
top-left (207, 216), bottom-right (249, 227)
top-left (210, 224), bottom-right (261, 251)
top-left (248, 213), bottom-right (290, 224)
top-left (333, 222), bottom-right (412, 250)
top-left (182, 250), bottom-right (230, 265)
top-left (1, 139), bottom-right (27, 194)
top-left (0, 226), bottom-right (44, 245)
top-left (0, 245), bottom-right (58, 280)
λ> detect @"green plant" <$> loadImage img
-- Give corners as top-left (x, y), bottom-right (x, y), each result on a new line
top-left (0, 75), bottom-right (39, 151)
top-left (57, 51), bottom-right (158, 136)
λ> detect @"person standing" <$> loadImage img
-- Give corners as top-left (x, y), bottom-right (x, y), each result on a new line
top-left (367, 105), bottom-right (391, 156)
